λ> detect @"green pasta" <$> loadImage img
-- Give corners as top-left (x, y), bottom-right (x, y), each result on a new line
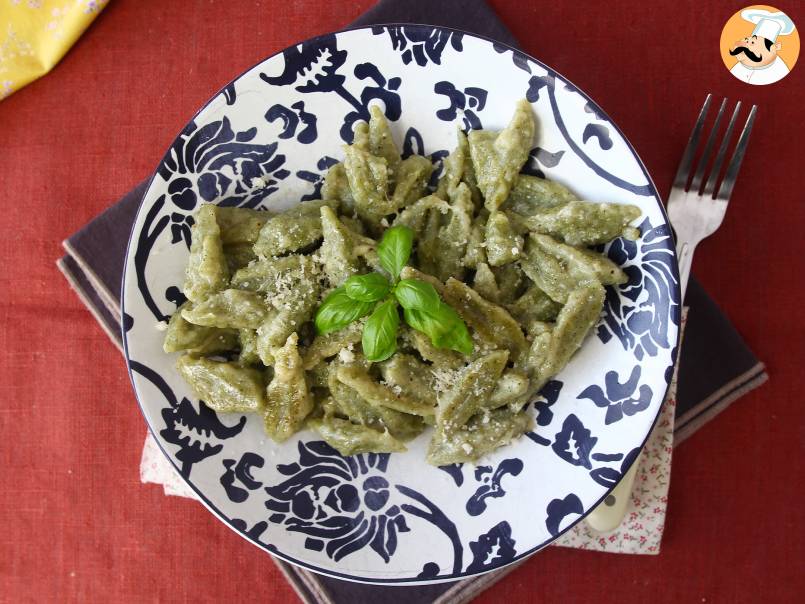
top-left (308, 417), bottom-right (407, 455)
top-left (163, 302), bottom-right (238, 354)
top-left (180, 289), bottom-right (270, 329)
top-left (182, 204), bottom-right (229, 303)
top-left (166, 101), bottom-right (642, 465)
top-left (176, 355), bottom-right (264, 413)
top-left (263, 333), bottom-right (313, 442)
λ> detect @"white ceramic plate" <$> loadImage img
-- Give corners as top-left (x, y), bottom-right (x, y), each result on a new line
top-left (122, 25), bottom-right (680, 584)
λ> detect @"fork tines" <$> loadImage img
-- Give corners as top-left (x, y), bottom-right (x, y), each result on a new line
top-left (672, 94), bottom-right (757, 201)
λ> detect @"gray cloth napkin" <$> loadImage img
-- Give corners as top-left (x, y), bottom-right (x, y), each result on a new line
top-left (58, 1), bottom-right (768, 602)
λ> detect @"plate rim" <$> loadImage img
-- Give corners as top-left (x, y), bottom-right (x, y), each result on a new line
top-left (120, 22), bottom-right (681, 584)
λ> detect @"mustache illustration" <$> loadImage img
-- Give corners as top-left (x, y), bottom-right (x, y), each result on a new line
top-left (730, 46), bottom-right (763, 62)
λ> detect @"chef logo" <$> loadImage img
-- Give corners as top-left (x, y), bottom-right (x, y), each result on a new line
top-left (720, 5), bottom-right (799, 85)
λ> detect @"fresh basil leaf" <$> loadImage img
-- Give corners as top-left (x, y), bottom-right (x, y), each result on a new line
top-left (402, 308), bottom-right (444, 337)
top-left (377, 225), bottom-right (413, 280)
top-left (403, 304), bottom-right (473, 356)
top-left (394, 279), bottom-right (441, 311)
top-left (362, 298), bottom-right (399, 362)
top-left (431, 305), bottom-right (473, 355)
top-left (344, 272), bottom-right (391, 302)
top-left (315, 287), bottom-right (374, 335)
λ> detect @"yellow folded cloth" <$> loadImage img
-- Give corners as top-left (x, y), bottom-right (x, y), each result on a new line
top-left (0, 0), bottom-right (108, 100)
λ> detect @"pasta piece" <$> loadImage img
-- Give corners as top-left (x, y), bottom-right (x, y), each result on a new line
top-left (328, 366), bottom-right (425, 440)
top-left (520, 233), bottom-right (626, 303)
top-left (391, 155), bottom-right (433, 211)
top-left (214, 206), bottom-right (268, 245)
top-left (521, 200), bottom-right (642, 246)
top-left (176, 355), bottom-right (264, 413)
top-left (541, 282), bottom-right (606, 379)
top-left (181, 289), bottom-right (269, 329)
top-left (442, 278), bottom-right (526, 359)
top-left (427, 408), bottom-right (533, 466)
top-left (308, 417), bottom-right (406, 455)
top-left (460, 144), bottom-right (484, 210)
top-left (307, 361), bottom-right (331, 389)
top-left (230, 254), bottom-right (306, 293)
top-left (463, 213), bottom-right (487, 269)
top-left (230, 254), bottom-right (307, 293)
top-left (253, 199), bottom-right (334, 257)
top-left (337, 365), bottom-right (436, 418)
top-left (341, 215), bottom-right (365, 235)
top-left (435, 130), bottom-right (466, 200)
top-left (502, 210), bottom-right (530, 235)
top-left (223, 243), bottom-right (257, 273)
top-left (430, 183), bottom-right (473, 282)
top-left (321, 162), bottom-right (355, 214)
top-left (484, 211), bottom-right (523, 266)
top-left (379, 353), bottom-right (437, 406)
top-left (492, 263), bottom-right (528, 304)
top-left (472, 262), bottom-right (501, 303)
top-left (352, 121), bottom-right (370, 151)
top-left (516, 320), bottom-right (553, 380)
top-left (264, 333), bottom-right (314, 442)
top-left (392, 195), bottom-right (450, 234)
top-left (368, 105), bottom-right (401, 184)
top-left (255, 277), bottom-right (321, 364)
top-left (319, 206), bottom-right (361, 284)
top-left (469, 99), bottom-right (535, 211)
top-left (183, 204), bottom-right (229, 303)
top-left (401, 326), bottom-right (464, 370)
top-left (436, 350), bottom-right (508, 430)
top-left (163, 302), bottom-right (238, 354)
top-left (503, 174), bottom-right (577, 215)
top-left (237, 329), bottom-right (262, 366)
top-left (486, 370), bottom-right (530, 410)
top-left (343, 145), bottom-right (389, 226)
top-left (435, 129), bottom-right (483, 208)
top-left (302, 321), bottom-right (364, 370)
top-left (415, 207), bottom-right (443, 276)
top-left (507, 285), bottom-right (563, 325)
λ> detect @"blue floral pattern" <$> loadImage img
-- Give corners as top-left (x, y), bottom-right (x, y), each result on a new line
top-left (260, 34), bottom-right (401, 143)
top-left (374, 26), bottom-right (464, 67)
top-left (434, 81), bottom-right (487, 130)
top-left (264, 441), bottom-right (409, 563)
top-left (545, 494), bottom-right (583, 537)
top-left (466, 459), bottom-right (524, 516)
top-left (466, 522), bottom-right (517, 572)
top-left (158, 117), bottom-right (290, 210)
top-left (122, 25), bottom-right (679, 583)
top-left (578, 365), bottom-right (653, 425)
top-left (263, 441), bottom-right (462, 568)
top-left (129, 361), bottom-right (245, 478)
top-left (597, 216), bottom-right (680, 361)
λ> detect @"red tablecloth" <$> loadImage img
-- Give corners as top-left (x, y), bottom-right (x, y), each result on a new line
top-left (1, 1), bottom-right (803, 601)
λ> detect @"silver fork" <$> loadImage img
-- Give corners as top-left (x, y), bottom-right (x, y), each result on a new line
top-left (585, 94), bottom-right (757, 533)
top-left (668, 94), bottom-right (757, 300)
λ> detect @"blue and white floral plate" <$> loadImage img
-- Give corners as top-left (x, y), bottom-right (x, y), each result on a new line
top-left (121, 25), bottom-right (680, 584)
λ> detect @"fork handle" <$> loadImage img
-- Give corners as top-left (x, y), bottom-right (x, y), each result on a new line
top-left (676, 240), bottom-right (697, 302)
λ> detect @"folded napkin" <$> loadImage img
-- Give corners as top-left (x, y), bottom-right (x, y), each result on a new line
top-left (0, 0), bottom-right (108, 101)
top-left (58, 0), bottom-right (768, 602)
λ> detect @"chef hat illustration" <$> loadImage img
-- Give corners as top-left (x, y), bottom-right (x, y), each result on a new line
top-left (741, 8), bottom-right (795, 42)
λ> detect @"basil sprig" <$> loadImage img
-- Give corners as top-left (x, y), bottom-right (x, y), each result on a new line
top-left (314, 225), bottom-right (473, 361)
top-left (362, 298), bottom-right (399, 362)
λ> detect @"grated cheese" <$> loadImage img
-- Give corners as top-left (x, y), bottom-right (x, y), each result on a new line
top-left (338, 348), bottom-right (355, 363)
